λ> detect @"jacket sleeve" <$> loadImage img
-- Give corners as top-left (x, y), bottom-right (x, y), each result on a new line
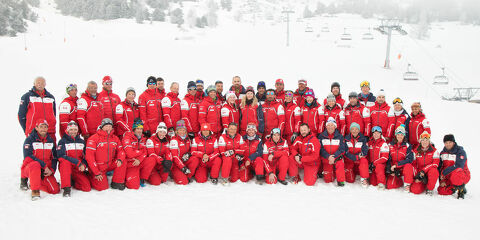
top-left (161, 97), bottom-right (174, 129)
top-left (234, 137), bottom-right (246, 156)
top-left (146, 139), bottom-right (162, 163)
top-left (58, 101), bottom-right (72, 135)
top-left (221, 106), bottom-right (231, 130)
top-left (344, 140), bottom-right (357, 161)
top-left (190, 138), bottom-right (203, 158)
top-left (339, 111), bottom-right (346, 136)
top-left (362, 107), bottom-right (371, 136)
top-left (317, 107), bottom-right (325, 133)
top-left (18, 93), bottom-right (30, 132)
top-left (23, 137), bottom-right (45, 168)
top-left (115, 104), bottom-right (130, 133)
top-left (122, 136), bottom-right (142, 160)
top-left (76, 98), bottom-right (89, 134)
top-left (293, 106), bottom-right (302, 133)
top-left (397, 144), bottom-right (414, 166)
top-left (138, 94), bottom-right (149, 132)
top-left (257, 104), bottom-right (265, 134)
top-left (217, 136), bottom-right (228, 157)
top-left (273, 141), bottom-right (289, 158)
top-left (169, 139), bottom-right (186, 169)
top-left (404, 116), bottom-right (411, 143)
top-left (180, 99), bottom-right (194, 133)
top-left (386, 108), bottom-right (395, 139)
top-left (318, 136), bottom-right (331, 159)
top-left (442, 148), bottom-right (467, 176)
top-left (248, 140), bottom-right (263, 161)
top-left (57, 138), bottom-right (80, 166)
top-left (333, 135), bottom-right (345, 159)
top-left (51, 141), bottom-right (58, 172)
top-left (422, 150), bottom-right (440, 172)
top-left (277, 104), bottom-right (286, 133)
top-left (209, 140), bottom-right (220, 160)
top-left (374, 142), bottom-right (390, 164)
top-left (302, 138), bottom-right (321, 163)
top-left (85, 136), bottom-right (101, 176)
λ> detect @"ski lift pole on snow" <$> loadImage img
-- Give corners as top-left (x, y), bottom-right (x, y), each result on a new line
top-left (375, 19), bottom-right (407, 68)
top-left (282, 8), bottom-right (295, 47)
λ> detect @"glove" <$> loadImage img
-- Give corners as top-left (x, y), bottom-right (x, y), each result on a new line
top-left (225, 150), bottom-right (234, 157)
top-left (181, 166), bottom-right (191, 175)
top-left (394, 168), bottom-right (402, 177)
top-left (182, 153), bottom-right (191, 162)
top-left (369, 162), bottom-right (375, 172)
top-left (235, 154), bottom-right (243, 161)
top-left (415, 171), bottom-right (428, 184)
top-left (290, 133), bottom-right (299, 143)
top-left (188, 132), bottom-right (195, 140)
top-left (144, 130), bottom-right (152, 138)
top-left (168, 128), bottom-right (175, 137)
top-left (162, 160), bottom-right (172, 173)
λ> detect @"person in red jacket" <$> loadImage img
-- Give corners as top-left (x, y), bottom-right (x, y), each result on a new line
top-left (410, 131), bottom-right (440, 195)
top-left (59, 83), bottom-right (79, 135)
top-left (409, 102), bottom-right (431, 147)
top-left (77, 81), bottom-right (103, 139)
top-left (241, 123), bottom-right (264, 183)
top-left (283, 90), bottom-right (301, 144)
top-left (162, 82), bottom-right (182, 136)
top-left (275, 78), bottom-right (286, 104)
top-left (367, 126), bottom-right (390, 189)
top-left (344, 92), bottom-right (371, 136)
top-left (115, 88), bottom-right (140, 137)
top-left (318, 117), bottom-right (346, 186)
top-left (57, 121), bottom-right (90, 197)
top-left (98, 76), bottom-right (121, 128)
top-left (215, 80), bottom-right (225, 104)
top-left (239, 86), bottom-right (265, 136)
top-left (368, 89), bottom-right (394, 140)
top-left (358, 80), bottom-right (376, 107)
top-left (18, 77), bottom-right (57, 142)
top-left (229, 76), bottom-right (246, 106)
top-left (122, 119), bottom-right (156, 189)
top-left (324, 93), bottom-right (346, 136)
top-left (438, 134), bottom-right (469, 199)
top-left (195, 79), bottom-right (206, 101)
top-left (343, 122), bottom-right (369, 186)
top-left (85, 118), bottom-right (127, 191)
top-left (262, 89), bottom-right (285, 140)
top-left (181, 81), bottom-right (200, 139)
top-left (323, 82), bottom-right (346, 109)
top-left (289, 123), bottom-right (321, 186)
top-left (293, 79), bottom-right (310, 108)
top-left (192, 123), bottom-right (222, 184)
top-left (156, 77), bottom-right (167, 99)
top-left (386, 97), bottom-right (411, 140)
top-left (259, 128), bottom-right (289, 185)
top-left (301, 89), bottom-right (324, 136)
top-left (169, 120), bottom-right (199, 185)
top-left (386, 125), bottom-right (415, 191)
top-left (218, 123), bottom-right (246, 185)
top-left (20, 119), bottom-right (60, 200)
top-left (221, 91), bottom-right (240, 132)
top-left (199, 85), bottom-right (223, 137)
top-left (146, 122), bottom-right (173, 185)
top-left (138, 76), bottom-right (164, 138)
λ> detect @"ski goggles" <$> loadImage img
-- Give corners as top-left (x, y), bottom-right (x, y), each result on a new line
top-left (66, 83), bottom-right (77, 93)
top-left (266, 91), bottom-right (275, 96)
top-left (147, 81), bottom-right (157, 85)
top-left (246, 124), bottom-right (257, 131)
top-left (285, 91), bottom-right (294, 97)
top-left (360, 81), bottom-right (370, 88)
top-left (420, 131), bottom-right (431, 140)
top-left (271, 128), bottom-right (281, 135)
top-left (188, 86), bottom-right (197, 91)
top-left (393, 97), bottom-right (403, 105)
top-left (372, 126), bottom-right (382, 133)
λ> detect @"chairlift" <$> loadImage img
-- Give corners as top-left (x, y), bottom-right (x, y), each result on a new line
top-left (433, 67), bottom-right (449, 85)
top-left (321, 26), bottom-right (330, 32)
top-left (362, 29), bottom-right (374, 40)
top-left (403, 63), bottom-right (419, 81)
top-left (340, 28), bottom-right (352, 40)
top-left (305, 25), bottom-right (313, 33)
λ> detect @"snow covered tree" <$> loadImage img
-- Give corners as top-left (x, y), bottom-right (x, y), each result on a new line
top-left (135, 5), bottom-right (145, 23)
top-left (206, 0), bottom-right (219, 27)
top-left (303, 5), bottom-right (313, 18)
top-left (170, 8), bottom-right (184, 27)
top-left (314, 2), bottom-right (325, 16)
top-left (152, 8), bottom-right (165, 21)
top-left (186, 8), bottom-right (198, 28)
top-left (221, 0), bottom-right (232, 11)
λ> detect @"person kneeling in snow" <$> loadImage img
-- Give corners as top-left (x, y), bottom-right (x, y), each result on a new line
top-left (146, 122), bottom-right (173, 185)
top-left (259, 128), bottom-right (290, 185)
top-left (169, 120), bottom-right (199, 185)
top-left (385, 125), bottom-right (415, 192)
top-left (57, 121), bottom-right (91, 197)
top-left (20, 119), bottom-right (60, 200)
top-left (438, 134), bottom-right (470, 199)
top-left (366, 126), bottom-right (389, 189)
top-left (289, 123), bottom-right (321, 186)
top-left (410, 131), bottom-right (440, 196)
top-left (85, 118), bottom-right (127, 191)
top-left (319, 117), bottom-right (346, 187)
top-left (240, 123), bottom-right (263, 183)
top-left (192, 123), bottom-right (222, 184)
top-left (343, 122), bottom-right (369, 186)
top-left (218, 122), bottom-right (246, 185)
top-left (122, 119), bottom-right (156, 189)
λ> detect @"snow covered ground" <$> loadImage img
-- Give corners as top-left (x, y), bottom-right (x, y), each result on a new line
top-left (0, 1), bottom-right (479, 239)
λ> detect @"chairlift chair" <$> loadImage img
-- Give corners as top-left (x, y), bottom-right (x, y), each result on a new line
top-left (321, 26), bottom-right (330, 32)
top-left (403, 63), bottom-right (419, 81)
top-left (340, 28), bottom-right (352, 40)
top-left (362, 32), bottom-right (374, 40)
top-left (305, 26), bottom-right (314, 33)
top-left (433, 67), bottom-right (449, 85)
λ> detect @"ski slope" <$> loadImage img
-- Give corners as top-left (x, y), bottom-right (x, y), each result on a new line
top-left (0, 1), bottom-right (479, 239)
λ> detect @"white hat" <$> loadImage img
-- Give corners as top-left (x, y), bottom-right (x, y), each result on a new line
top-left (326, 117), bottom-right (337, 128)
top-left (226, 91), bottom-right (237, 100)
top-left (377, 89), bottom-right (386, 97)
top-left (156, 122), bottom-right (168, 133)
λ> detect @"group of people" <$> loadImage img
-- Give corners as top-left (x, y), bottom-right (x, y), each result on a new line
top-left (18, 76), bottom-right (470, 200)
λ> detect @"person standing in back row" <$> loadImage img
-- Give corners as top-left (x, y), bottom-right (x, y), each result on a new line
top-left (138, 76), bottom-right (164, 138)
top-left (98, 76), bottom-right (121, 130)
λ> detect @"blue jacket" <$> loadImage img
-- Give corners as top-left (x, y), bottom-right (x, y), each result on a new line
top-left (18, 87), bottom-right (56, 132)
top-left (441, 144), bottom-right (467, 176)
top-left (343, 133), bottom-right (368, 161)
top-left (318, 130), bottom-right (345, 160)
top-left (57, 133), bottom-right (87, 166)
top-left (242, 134), bottom-right (264, 162)
top-left (23, 129), bottom-right (57, 171)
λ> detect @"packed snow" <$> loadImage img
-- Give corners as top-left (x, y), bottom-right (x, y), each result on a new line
top-left (0, 1), bottom-right (479, 239)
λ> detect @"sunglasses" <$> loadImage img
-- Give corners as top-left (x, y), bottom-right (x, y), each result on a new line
top-left (67, 83), bottom-right (77, 89)
top-left (188, 87), bottom-right (197, 91)
top-left (105, 82), bottom-right (112, 86)
top-left (247, 125), bottom-right (256, 130)
top-left (266, 92), bottom-right (275, 95)
top-left (148, 82), bottom-right (156, 85)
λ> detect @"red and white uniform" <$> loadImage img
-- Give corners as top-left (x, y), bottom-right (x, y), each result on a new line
top-left (198, 97), bottom-right (223, 135)
top-left (98, 90), bottom-right (121, 125)
top-left (318, 130), bottom-right (346, 183)
top-left (275, 90), bottom-right (286, 104)
top-left (410, 145), bottom-right (440, 194)
top-left (218, 133), bottom-right (245, 182)
top-left (344, 103), bottom-right (370, 136)
top-left (367, 138), bottom-right (389, 186)
top-left (323, 94), bottom-right (346, 109)
top-left (438, 145), bottom-right (470, 195)
top-left (386, 142), bottom-right (414, 189)
top-left (261, 100), bottom-right (285, 137)
top-left (115, 100), bottom-right (140, 137)
top-left (138, 89), bottom-right (164, 133)
top-left (122, 132), bottom-right (156, 189)
top-left (343, 133), bottom-right (369, 183)
top-left (239, 102), bottom-right (263, 136)
top-left (221, 102), bottom-right (240, 131)
top-left (289, 134), bottom-right (321, 186)
top-left (241, 135), bottom-right (263, 182)
top-left (161, 92), bottom-right (182, 130)
top-left (408, 112), bottom-right (431, 147)
top-left (18, 88), bottom-right (57, 140)
top-left (180, 94), bottom-right (200, 134)
top-left (59, 96), bottom-right (79, 135)
top-left (301, 101), bottom-right (324, 136)
top-left (57, 134), bottom-right (90, 192)
top-left (85, 129), bottom-right (126, 191)
top-left (387, 109), bottom-right (410, 140)
top-left (260, 138), bottom-right (289, 184)
top-left (77, 91), bottom-right (104, 136)
top-left (368, 102), bottom-right (394, 138)
top-left (191, 135), bottom-right (222, 183)
top-left (293, 87), bottom-right (310, 108)
top-left (146, 135), bottom-right (172, 185)
top-left (323, 105), bottom-right (346, 136)
top-left (169, 135), bottom-right (199, 185)
top-left (283, 101), bottom-right (301, 140)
